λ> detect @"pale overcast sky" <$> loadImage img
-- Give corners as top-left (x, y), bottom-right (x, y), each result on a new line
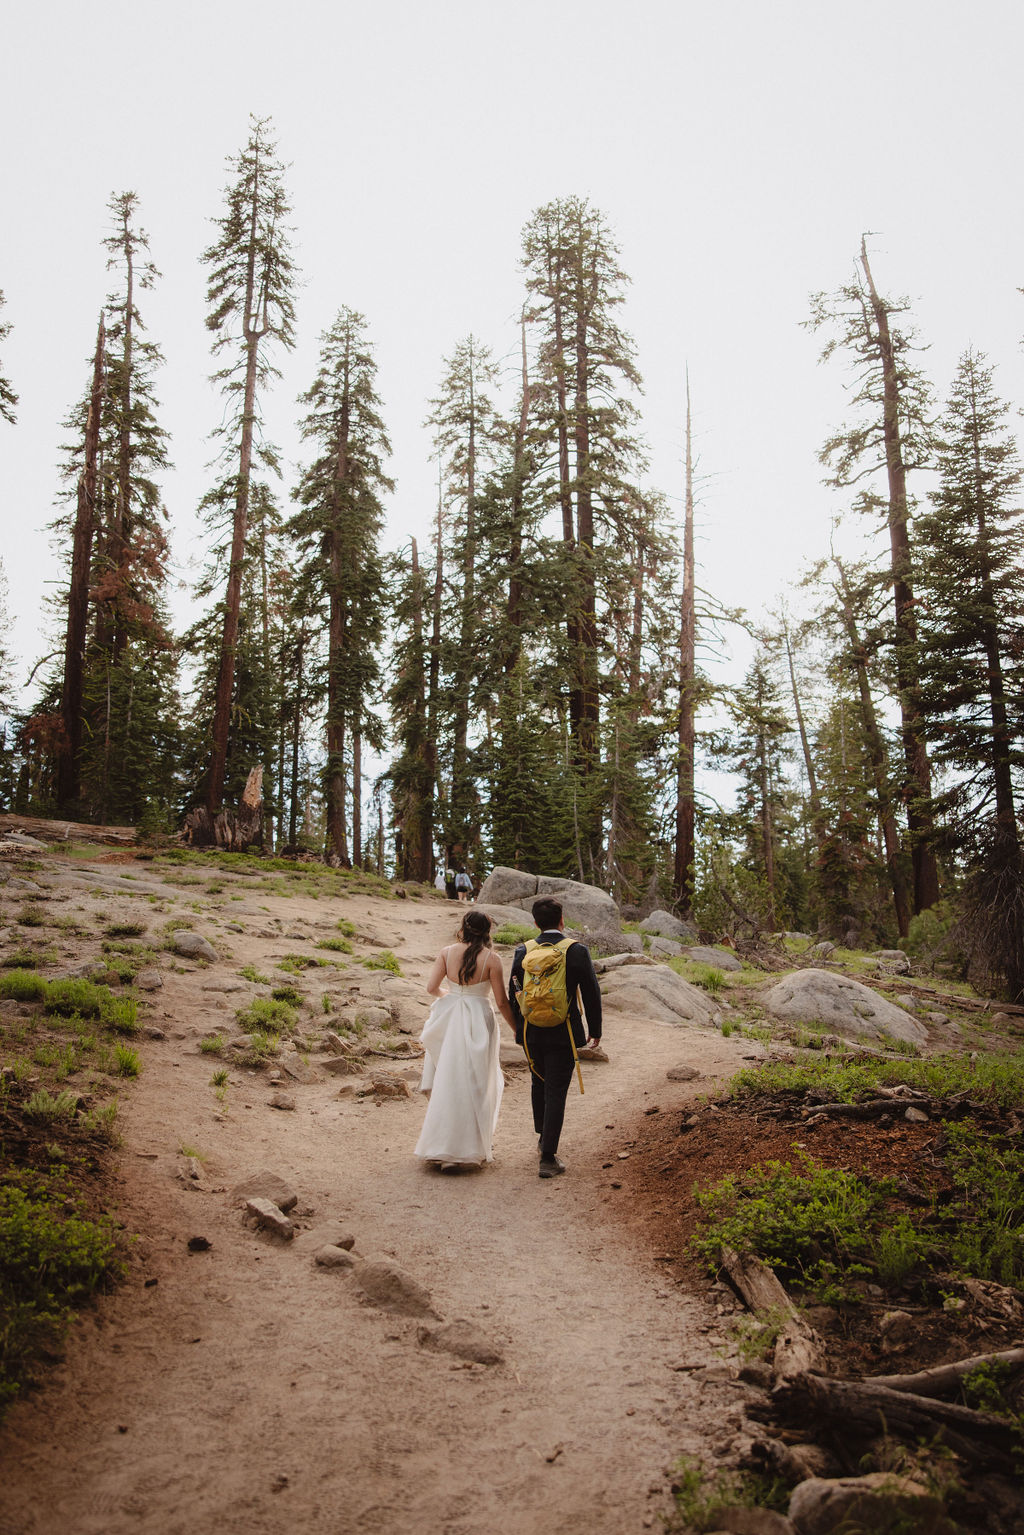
top-left (3, 0), bottom-right (1024, 713)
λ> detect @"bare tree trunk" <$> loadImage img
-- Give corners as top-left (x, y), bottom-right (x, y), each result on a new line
top-left (674, 374), bottom-right (696, 915)
top-left (288, 631), bottom-right (304, 847)
top-left (860, 238), bottom-right (939, 913)
top-left (352, 728), bottom-right (362, 869)
top-left (57, 314), bottom-right (106, 813)
top-left (835, 559), bottom-right (912, 938)
top-left (325, 394), bottom-right (351, 867)
top-left (207, 164), bottom-right (265, 815)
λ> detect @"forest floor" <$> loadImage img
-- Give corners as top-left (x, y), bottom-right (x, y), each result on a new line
top-left (1, 843), bottom-right (1022, 1534)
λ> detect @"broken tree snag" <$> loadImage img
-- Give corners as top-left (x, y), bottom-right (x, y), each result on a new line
top-left (183, 766), bottom-right (265, 851)
top-left (872, 1347), bottom-right (1024, 1399)
top-left (775, 1373), bottom-right (1019, 1469)
top-left (719, 1246), bottom-right (822, 1381)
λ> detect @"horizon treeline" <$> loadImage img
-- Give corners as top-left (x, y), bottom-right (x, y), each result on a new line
top-left (1, 116), bottom-right (1023, 1000)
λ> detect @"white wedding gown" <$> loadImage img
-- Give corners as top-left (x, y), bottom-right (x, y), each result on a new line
top-left (414, 980), bottom-right (504, 1166)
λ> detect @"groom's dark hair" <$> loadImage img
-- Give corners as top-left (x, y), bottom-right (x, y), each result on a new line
top-left (532, 896), bottom-right (563, 931)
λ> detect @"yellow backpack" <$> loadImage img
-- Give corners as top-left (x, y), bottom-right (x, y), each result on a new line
top-left (519, 938), bottom-right (574, 1027)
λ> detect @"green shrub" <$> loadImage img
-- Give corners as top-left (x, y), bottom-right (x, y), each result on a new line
top-left (199, 1035), bottom-right (224, 1055)
top-left (692, 1150), bottom-right (893, 1300)
top-left (275, 953), bottom-right (329, 974)
top-left (1, 949), bottom-right (41, 970)
top-left (316, 937), bottom-right (353, 954)
top-left (23, 1088), bottom-right (81, 1124)
top-left (104, 922), bottom-right (146, 939)
top-left (43, 979), bottom-right (106, 1018)
top-left (944, 1124), bottom-right (1024, 1285)
top-left (492, 924), bottom-right (534, 946)
top-left (236, 998), bottom-right (297, 1033)
top-left (244, 1030), bottom-right (280, 1063)
top-left (16, 906), bottom-right (46, 928)
top-left (101, 997), bottom-right (138, 1035)
top-left (238, 965), bottom-right (272, 985)
top-left (335, 919), bottom-right (356, 937)
top-left (0, 1175), bottom-right (120, 1409)
top-left (271, 985), bottom-right (303, 1006)
top-left (361, 950), bottom-right (402, 975)
top-left (0, 971), bottom-right (47, 1002)
top-left (113, 1043), bottom-right (141, 1078)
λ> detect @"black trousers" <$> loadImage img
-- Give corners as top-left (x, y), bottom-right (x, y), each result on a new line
top-left (525, 1025), bottom-right (577, 1161)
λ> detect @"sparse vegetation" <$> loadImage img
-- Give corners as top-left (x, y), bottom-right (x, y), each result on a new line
top-left (361, 949), bottom-right (402, 975)
top-left (316, 936), bottom-right (353, 954)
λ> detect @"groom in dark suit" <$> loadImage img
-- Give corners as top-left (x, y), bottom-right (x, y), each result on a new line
top-left (508, 896), bottom-right (602, 1178)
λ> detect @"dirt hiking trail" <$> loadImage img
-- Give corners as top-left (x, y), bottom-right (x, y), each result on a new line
top-left (0, 860), bottom-right (765, 1535)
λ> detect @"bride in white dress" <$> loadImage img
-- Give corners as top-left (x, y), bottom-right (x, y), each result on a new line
top-left (415, 910), bottom-right (517, 1170)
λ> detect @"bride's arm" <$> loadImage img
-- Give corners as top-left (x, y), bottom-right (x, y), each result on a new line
top-left (488, 953), bottom-right (518, 1031)
top-left (425, 948), bottom-right (449, 998)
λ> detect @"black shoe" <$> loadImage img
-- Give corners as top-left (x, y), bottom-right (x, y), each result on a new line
top-left (538, 1157), bottom-right (565, 1179)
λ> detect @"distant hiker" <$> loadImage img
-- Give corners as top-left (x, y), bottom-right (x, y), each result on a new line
top-left (508, 896), bottom-right (602, 1179)
top-left (434, 869), bottom-right (446, 892)
top-left (444, 867), bottom-right (458, 901)
top-left (455, 869), bottom-right (473, 903)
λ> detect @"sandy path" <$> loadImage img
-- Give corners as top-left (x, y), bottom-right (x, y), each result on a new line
top-left (0, 875), bottom-right (762, 1535)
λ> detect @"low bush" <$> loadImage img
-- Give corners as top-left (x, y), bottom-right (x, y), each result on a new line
top-left (0, 971), bottom-right (47, 1003)
top-left (235, 997), bottom-right (297, 1033)
top-left (492, 924), bottom-right (535, 946)
top-left (316, 937), bottom-right (353, 954)
top-left (361, 950), bottom-right (402, 975)
top-left (0, 1173), bottom-right (121, 1411)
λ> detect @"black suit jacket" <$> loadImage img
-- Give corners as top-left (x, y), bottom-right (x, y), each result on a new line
top-left (508, 930), bottom-right (602, 1048)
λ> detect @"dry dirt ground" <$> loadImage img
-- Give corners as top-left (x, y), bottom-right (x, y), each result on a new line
top-left (0, 852), bottom-right (773, 1535)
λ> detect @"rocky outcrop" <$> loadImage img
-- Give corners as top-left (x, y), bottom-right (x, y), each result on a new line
top-left (476, 867), bottom-right (619, 929)
top-left (600, 965), bottom-right (720, 1027)
top-left (686, 945), bottom-right (743, 972)
top-left (639, 909), bottom-right (697, 941)
top-left (762, 969), bottom-right (928, 1046)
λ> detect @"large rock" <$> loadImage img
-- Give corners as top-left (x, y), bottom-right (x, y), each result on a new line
top-left (229, 1170), bottom-right (299, 1211)
top-left (600, 965), bottom-right (720, 1027)
top-left (474, 903), bottom-right (537, 930)
top-left (173, 930), bottom-right (218, 963)
top-left (789, 1473), bottom-right (955, 1535)
top-left (686, 945), bottom-right (743, 972)
top-left (581, 926), bottom-right (641, 957)
top-left (476, 867), bottom-right (540, 907)
top-left (535, 875), bottom-right (619, 929)
top-left (639, 909), bottom-right (697, 941)
top-left (763, 969), bottom-right (928, 1046)
top-left (476, 868), bottom-right (619, 930)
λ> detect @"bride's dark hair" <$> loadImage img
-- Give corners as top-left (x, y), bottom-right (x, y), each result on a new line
top-left (457, 908), bottom-right (492, 984)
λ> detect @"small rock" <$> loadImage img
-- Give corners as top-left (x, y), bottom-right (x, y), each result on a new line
top-left (315, 1244), bottom-right (356, 1269)
top-left (358, 1072), bottom-right (411, 1099)
top-left (186, 1236), bottom-right (211, 1252)
top-left (173, 931), bottom-right (218, 963)
top-left (808, 941), bottom-right (836, 959)
top-left (417, 1318), bottom-right (503, 1365)
top-left (323, 1031), bottom-right (353, 1055)
top-left (353, 1257), bottom-right (438, 1318)
top-left (136, 969), bottom-right (164, 991)
top-left (229, 1171), bottom-right (299, 1212)
top-left (666, 1064), bottom-right (700, 1082)
top-left (225, 923), bottom-right (244, 934)
top-left (245, 1196), bottom-right (295, 1240)
top-left (896, 993), bottom-right (918, 1010)
top-left (294, 1222), bottom-right (356, 1254)
top-left (278, 1052), bottom-right (320, 1085)
top-left (639, 910), bottom-right (697, 941)
top-left (200, 976), bottom-right (247, 993)
top-left (577, 1043), bottom-right (608, 1062)
top-left (321, 1055), bottom-right (364, 1077)
top-left (872, 949), bottom-right (911, 975)
top-left (648, 935), bottom-right (684, 958)
top-left (904, 1105), bottom-right (929, 1123)
top-left (925, 1011), bottom-right (949, 1025)
top-left (687, 945), bottom-right (743, 971)
top-left (144, 1025), bottom-right (167, 1040)
top-left (268, 1092), bottom-right (296, 1111)
top-left (879, 1309), bottom-right (916, 1344)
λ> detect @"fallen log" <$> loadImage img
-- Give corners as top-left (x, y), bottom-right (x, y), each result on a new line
top-left (775, 1372), bottom-right (1019, 1468)
top-left (719, 1246), bottom-right (823, 1381)
top-left (872, 1347), bottom-right (1024, 1399)
top-left (0, 811), bottom-right (136, 846)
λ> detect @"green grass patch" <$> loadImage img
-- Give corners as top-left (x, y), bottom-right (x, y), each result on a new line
top-left (15, 906), bottom-right (47, 928)
top-left (335, 918), bottom-right (356, 937)
top-left (238, 965), bottom-right (272, 985)
top-left (235, 998), bottom-right (297, 1034)
top-left (104, 922), bottom-right (147, 939)
top-left (492, 924), bottom-right (535, 946)
top-left (0, 971), bottom-right (47, 1002)
top-left (315, 937), bottom-right (353, 954)
top-left (275, 953), bottom-right (330, 974)
top-left (360, 950), bottom-right (402, 975)
top-left (199, 1035), bottom-right (224, 1055)
top-left (270, 985), bottom-right (304, 1006)
top-left (728, 1049), bottom-right (1024, 1111)
top-left (112, 1043), bottom-right (141, 1078)
top-left (1, 949), bottom-right (44, 970)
